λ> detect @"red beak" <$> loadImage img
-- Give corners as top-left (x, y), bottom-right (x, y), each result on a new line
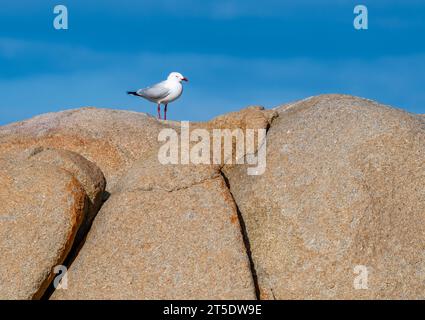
top-left (182, 77), bottom-right (188, 82)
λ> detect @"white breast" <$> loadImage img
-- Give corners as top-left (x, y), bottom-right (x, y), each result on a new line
top-left (160, 81), bottom-right (183, 104)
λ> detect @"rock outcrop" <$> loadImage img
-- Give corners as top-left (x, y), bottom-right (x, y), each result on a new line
top-left (0, 149), bottom-right (105, 299)
top-left (0, 95), bottom-right (424, 299)
top-left (223, 95), bottom-right (425, 299)
top-left (52, 159), bottom-right (256, 299)
top-left (50, 108), bottom-right (278, 300)
top-left (27, 147), bottom-right (106, 239)
top-left (0, 108), bottom-right (168, 190)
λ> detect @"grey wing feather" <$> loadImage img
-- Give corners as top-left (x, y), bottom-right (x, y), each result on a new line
top-left (137, 82), bottom-right (170, 100)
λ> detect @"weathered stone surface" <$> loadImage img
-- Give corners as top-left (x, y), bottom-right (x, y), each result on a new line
top-left (0, 146), bottom-right (106, 299)
top-left (26, 147), bottom-right (107, 244)
top-left (0, 160), bottom-right (87, 299)
top-left (192, 106), bottom-right (278, 167)
top-left (1, 96), bottom-right (424, 300)
top-left (200, 106), bottom-right (277, 132)
top-left (0, 108), bottom-right (167, 189)
top-left (52, 158), bottom-right (256, 300)
top-left (26, 147), bottom-right (106, 226)
top-left (223, 94), bottom-right (425, 299)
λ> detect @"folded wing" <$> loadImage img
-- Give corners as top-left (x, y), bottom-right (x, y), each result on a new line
top-left (137, 82), bottom-right (171, 101)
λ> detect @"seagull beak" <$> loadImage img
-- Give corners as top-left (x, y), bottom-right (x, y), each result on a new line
top-left (182, 77), bottom-right (188, 82)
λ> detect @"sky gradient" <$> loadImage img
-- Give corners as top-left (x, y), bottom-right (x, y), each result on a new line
top-left (1, 0), bottom-right (424, 125)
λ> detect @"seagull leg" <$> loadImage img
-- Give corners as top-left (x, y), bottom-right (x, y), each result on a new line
top-left (164, 104), bottom-right (168, 120)
top-left (157, 103), bottom-right (161, 120)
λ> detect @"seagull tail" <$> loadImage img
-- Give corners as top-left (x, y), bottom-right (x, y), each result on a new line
top-left (127, 91), bottom-right (140, 96)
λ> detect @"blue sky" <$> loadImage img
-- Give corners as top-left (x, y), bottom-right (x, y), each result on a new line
top-left (1, 0), bottom-right (424, 125)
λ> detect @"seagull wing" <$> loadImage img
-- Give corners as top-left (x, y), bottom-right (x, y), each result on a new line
top-left (137, 81), bottom-right (170, 101)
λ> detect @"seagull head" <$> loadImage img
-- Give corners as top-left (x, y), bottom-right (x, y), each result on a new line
top-left (168, 72), bottom-right (188, 83)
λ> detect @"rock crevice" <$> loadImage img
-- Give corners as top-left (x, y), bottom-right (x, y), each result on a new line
top-left (220, 170), bottom-right (261, 300)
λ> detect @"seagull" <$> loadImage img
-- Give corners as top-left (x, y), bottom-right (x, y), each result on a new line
top-left (127, 72), bottom-right (188, 120)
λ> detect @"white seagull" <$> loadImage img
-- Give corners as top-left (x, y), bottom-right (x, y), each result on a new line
top-left (127, 72), bottom-right (188, 120)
